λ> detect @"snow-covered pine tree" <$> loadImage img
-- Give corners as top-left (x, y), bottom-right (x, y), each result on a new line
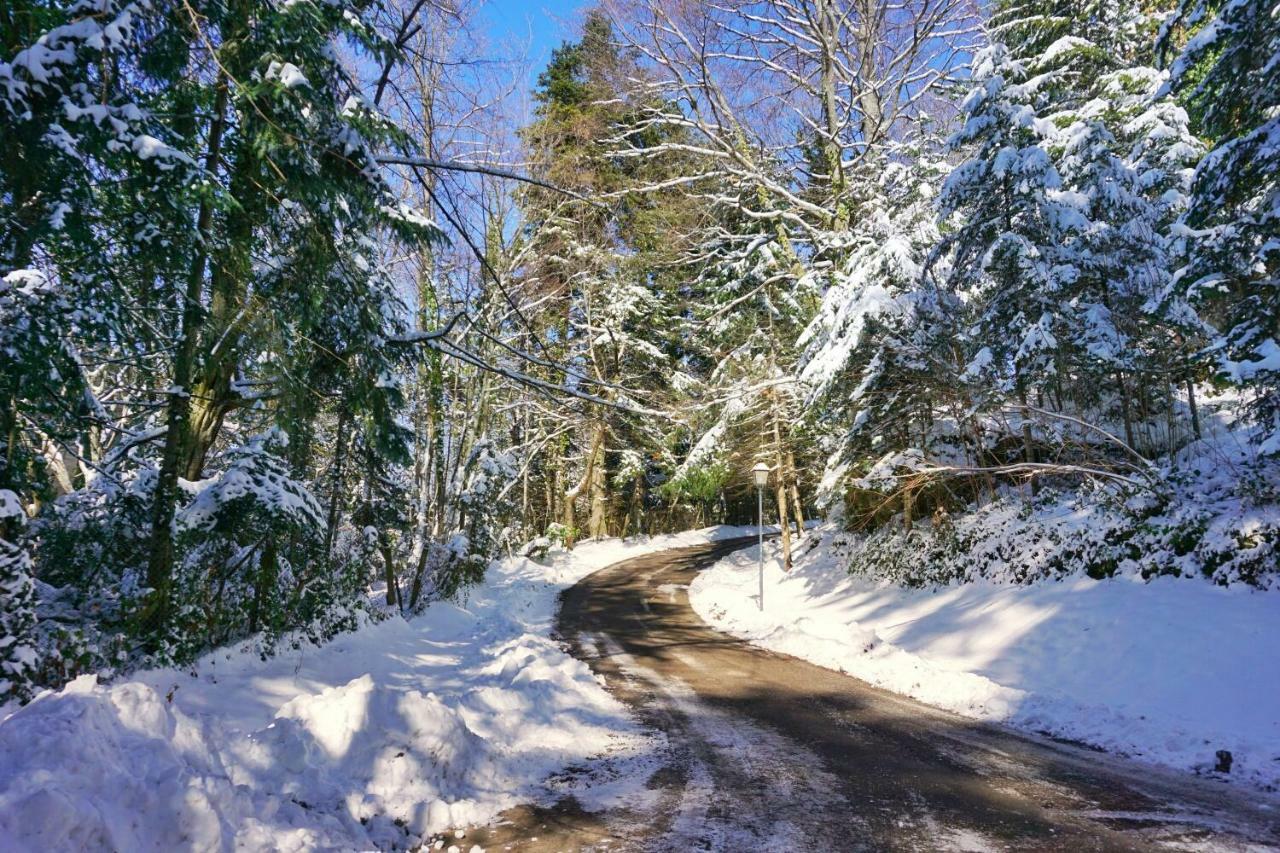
top-left (938, 43), bottom-right (1089, 450)
top-left (0, 490), bottom-right (38, 704)
top-left (1162, 0), bottom-right (1280, 452)
top-left (174, 430), bottom-right (325, 657)
top-left (132, 0), bottom-right (439, 639)
top-left (516, 10), bottom-right (693, 543)
top-left (1106, 69), bottom-right (1210, 440)
top-left (1052, 117), bottom-right (1173, 445)
top-left (674, 206), bottom-right (817, 566)
top-left (990, 0), bottom-right (1168, 86)
top-left (0, 0), bottom-right (192, 510)
top-left (797, 156), bottom-right (961, 518)
top-left (1, 0), bottom-right (444, 663)
top-left (1053, 69), bottom-right (1209, 451)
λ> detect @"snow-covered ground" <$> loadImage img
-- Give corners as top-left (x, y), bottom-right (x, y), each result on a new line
top-left (0, 526), bottom-right (759, 852)
top-left (689, 525), bottom-right (1280, 789)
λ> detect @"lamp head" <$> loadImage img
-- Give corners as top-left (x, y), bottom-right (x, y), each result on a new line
top-left (751, 461), bottom-right (770, 487)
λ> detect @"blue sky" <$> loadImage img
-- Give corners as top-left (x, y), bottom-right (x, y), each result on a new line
top-left (480, 0), bottom-right (587, 87)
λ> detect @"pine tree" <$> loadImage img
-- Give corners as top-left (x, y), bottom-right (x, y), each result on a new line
top-left (797, 157), bottom-right (959, 515)
top-left (1055, 120), bottom-right (1163, 387)
top-left (939, 44), bottom-right (1089, 414)
top-left (1163, 0), bottom-right (1280, 452)
top-left (1, 0), bottom-right (442, 661)
top-left (517, 9), bottom-right (692, 542)
top-left (674, 202), bottom-right (818, 565)
top-left (991, 0), bottom-right (1169, 82)
top-left (0, 490), bottom-right (38, 704)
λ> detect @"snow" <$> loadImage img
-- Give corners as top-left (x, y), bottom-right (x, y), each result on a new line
top-left (1038, 35), bottom-right (1096, 65)
top-left (265, 61), bottom-right (309, 90)
top-left (1223, 337), bottom-right (1280, 383)
top-left (0, 525), bottom-right (761, 851)
top-left (130, 133), bottom-right (194, 168)
top-left (0, 490), bottom-right (22, 520)
top-left (689, 526), bottom-right (1280, 789)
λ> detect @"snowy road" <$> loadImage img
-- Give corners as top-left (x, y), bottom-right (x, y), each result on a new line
top-left (469, 538), bottom-right (1280, 852)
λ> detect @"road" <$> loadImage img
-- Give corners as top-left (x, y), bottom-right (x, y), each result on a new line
top-left (461, 537), bottom-right (1280, 852)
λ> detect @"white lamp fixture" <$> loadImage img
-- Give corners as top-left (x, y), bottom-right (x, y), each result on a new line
top-left (751, 461), bottom-right (770, 488)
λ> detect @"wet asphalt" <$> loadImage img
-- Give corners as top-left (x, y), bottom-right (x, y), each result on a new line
top-left (452, 537), bottom-right (1280, 852)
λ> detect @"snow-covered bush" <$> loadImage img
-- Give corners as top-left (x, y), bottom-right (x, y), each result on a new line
top-left (456, 441), bottom-right (516, 562)
top-left (165, 430), bottom-right (324, 660)
top-left (836, 440), bottom-right (1280, 589)
top-left (28, 471), bottom-right (153, 682)
top-left (841, 488), bottom-right (1127, 587)
top-left (26, 430), bottom-right (377, 674)
top-left (659, 461), bottom-right (730, 521)
top-left (544, 522), bottom-right (579, 548)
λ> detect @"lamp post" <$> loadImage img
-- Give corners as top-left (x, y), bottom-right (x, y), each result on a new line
top-left (752, 462), bottom-right (770, 611)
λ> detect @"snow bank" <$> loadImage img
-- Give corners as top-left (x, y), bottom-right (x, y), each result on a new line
top-left (689, 525), bottom-right (1280, 789)
top-left (0, 526), bottom-right (759, 851)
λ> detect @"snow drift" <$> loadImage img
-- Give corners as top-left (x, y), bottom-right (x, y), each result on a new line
top-left (0, 526), bottom-right (760, 851)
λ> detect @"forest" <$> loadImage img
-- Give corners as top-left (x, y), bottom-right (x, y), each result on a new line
top-left (1, 0), bottom-right (1277, 709)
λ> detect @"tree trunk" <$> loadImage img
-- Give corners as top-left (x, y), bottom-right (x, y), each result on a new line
top-left (785, 448), bottom-right (805, 536)
top-left (249, 538), bottom-right (278, 635)
top-left (853, 0), bottom-right (885, 144)
top-left (1017, 383), bottom-right (1037, 496)
top-left (382, 538), bottom-right (398, 608)
top-left (322, 407), bottom-right (350, 565)
top-left (815, 0), bottom-right (846, 228)
top-left (142, 78), bottom-right (229, 637)
top-left (179, 118), bottom-right (258, 481)
top-left (771, 410), bottom-right (792, 571)
top-left (1186, 378), bottom-right (1202, 440)
top-left (1116, 370), bottom-right (1136, 453)
top-left (182, 373), bottom-right (234, 481)
top-left (563, 425), bottom-right (604, 548)
top-left (587, 436), bottom-right (608, 540)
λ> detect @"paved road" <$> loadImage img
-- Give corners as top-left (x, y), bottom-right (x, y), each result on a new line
top-left (463, 538), bottom-right (1280, 852)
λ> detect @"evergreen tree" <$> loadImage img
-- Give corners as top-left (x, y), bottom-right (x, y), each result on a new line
top-left (0, 489), bottom-right (38, 704)
top-left (1054, 119), bottom-right (1164, 401)
top-left (938, 44), bottom-right (1088, 418)
top-left (797, 157), bottom-right (959, 515)
top-left (517, 9), bottom-right (691, 542)
top-left (1163, 0), bottom-right (1280, 452)
top-left (0, 0), bottom-right (442, 668)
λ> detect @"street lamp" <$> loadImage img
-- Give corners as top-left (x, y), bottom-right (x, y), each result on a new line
top-left (752, 462), bottom-right (770, 611)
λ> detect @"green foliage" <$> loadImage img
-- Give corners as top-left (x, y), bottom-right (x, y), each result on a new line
top-left (661, 462), bottom-right (730, 505)
top-left (544, 523), bottom-right (580, 547)
top-left (1162, 0), bottom-right (1280, 450)
top-left (0, 0), bottom-right (456, 689)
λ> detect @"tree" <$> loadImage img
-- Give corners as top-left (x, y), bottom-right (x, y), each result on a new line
top-left (797, 157), bottom-right (962, 521)
top-left (515, 9), bottom-right (690, 544)
top-left (0, 490), bottom-right (38, 703)
top-left (1162, 0), bottom-right (1280, 452)
top-left (0, 0), bottom-right (446, 666)
top-left (938, 43), bottom-right (1089, 451)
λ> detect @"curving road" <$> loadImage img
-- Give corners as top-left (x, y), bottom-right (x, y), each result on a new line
top-left (464, 538), bottom-right (1280, 852)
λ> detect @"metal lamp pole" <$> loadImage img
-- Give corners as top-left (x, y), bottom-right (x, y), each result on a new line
top-left (752, 462), bottom-right (770, 611)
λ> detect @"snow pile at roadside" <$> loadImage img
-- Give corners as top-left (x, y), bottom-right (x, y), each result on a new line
top-left (0, 526), bottom-right (758, 851)
top-left (689, 526), bottom-right (1280, 789)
